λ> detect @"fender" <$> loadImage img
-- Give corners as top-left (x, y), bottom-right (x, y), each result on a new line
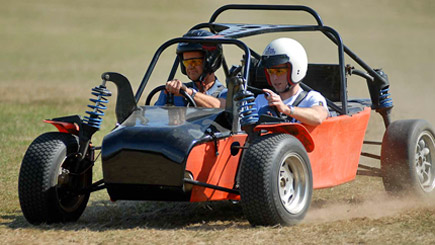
top-left (43, 115), bottom-right (82, 135)
top-left (254, 123), bottom-right (315, 152)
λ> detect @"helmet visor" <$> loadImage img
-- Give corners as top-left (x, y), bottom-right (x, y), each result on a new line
top-left (260, 54), bottom-right (290, 68)
top-left (182, 58), bottom-right (203, 68)
top-left (266, 67), bottom-right (289, 76)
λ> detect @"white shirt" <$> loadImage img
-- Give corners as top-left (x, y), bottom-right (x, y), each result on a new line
top-left (255, 87), bottom-right (328, 121)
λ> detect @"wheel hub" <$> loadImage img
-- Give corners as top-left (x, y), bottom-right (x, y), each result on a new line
top-left (278, 153), bottom-right (309, 214)
top-left (58, 168), bottom-right (70, 186)
top-left (415, 132), bottom-right (435, 192)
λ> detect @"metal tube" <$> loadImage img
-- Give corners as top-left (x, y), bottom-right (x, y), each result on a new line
top-left (323, 32), bottom-right (388, 84)
top-left (363, 140), bottom-right (382, 145)
top-left (183, 178), bottom-right (239, 195)
top-left (209, 4), bottom-right (324, 26)
top-left (202, 24), bottom-right (348, 115)
top-left (352, 69), bottom-right (374, 81)
top-left (135, 37), bottom-right (252, 103)
top-left (360, 152), bottom-right (381, 160)
top-left (167, 57), bottom-right (180, 82)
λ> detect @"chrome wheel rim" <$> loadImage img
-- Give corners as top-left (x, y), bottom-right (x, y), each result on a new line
top-left (415, 131), bottom-right (435, 192)
top-left (278, 153), bottom-right (310, 214)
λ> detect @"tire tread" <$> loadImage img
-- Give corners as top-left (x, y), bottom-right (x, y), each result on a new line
top-left (18, 132), bottom-right (79, 224)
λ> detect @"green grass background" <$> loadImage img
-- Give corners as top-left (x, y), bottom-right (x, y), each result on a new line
top-left (1, 0), bottom-right (435, 244)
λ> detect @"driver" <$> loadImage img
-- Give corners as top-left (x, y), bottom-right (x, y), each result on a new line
top-left (255, 38), bottom-right (328, 126)
top-left (154, 29), bottom-right (227, 108)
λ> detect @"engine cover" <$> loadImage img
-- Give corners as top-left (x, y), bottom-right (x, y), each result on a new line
top-left (101, 106), bottom-right (231, 201)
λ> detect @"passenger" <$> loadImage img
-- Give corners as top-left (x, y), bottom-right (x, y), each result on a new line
top-left (255, 38), bottom-right (328, 126)
top-left (155, 29), bottom-right (227, 108)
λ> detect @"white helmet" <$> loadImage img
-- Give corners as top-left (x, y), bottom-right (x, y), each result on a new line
top-left (261, 38), bottom-right (308, 86)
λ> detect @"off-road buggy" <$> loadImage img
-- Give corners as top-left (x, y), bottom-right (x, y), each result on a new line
top-left (18, 4), bottom-right (435, 226)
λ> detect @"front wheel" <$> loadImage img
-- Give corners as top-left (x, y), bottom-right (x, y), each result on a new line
top-left (381, 119), bottom-right (435, 198)
top-left (239, 133), bottom-right (313, 226)
top-left (18, 132), bottom-right (92, 224)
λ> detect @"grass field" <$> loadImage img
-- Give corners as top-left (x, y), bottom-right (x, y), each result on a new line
top-left (1, 0), bottom-right (435, 244)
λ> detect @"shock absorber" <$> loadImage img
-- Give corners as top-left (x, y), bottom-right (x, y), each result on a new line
top-left (83, 80), bottom-right (112, 129)
top-left (378, 86), bottom-right (393, 109)
top-left (349, 66), bottom-right (393, 128)
top-left (74, 79), bottom-right (112, 167)
top-left (373, 69), bottom-right (393, 128)
top-left (234, 90), bottom-right (258, 127)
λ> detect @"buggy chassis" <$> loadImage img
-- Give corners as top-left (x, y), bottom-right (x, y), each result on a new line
top-left (18, 4), bottom-right (435, 226)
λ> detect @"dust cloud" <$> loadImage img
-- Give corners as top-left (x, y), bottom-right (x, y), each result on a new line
top-left (304, 192), bottom-right (433, 224)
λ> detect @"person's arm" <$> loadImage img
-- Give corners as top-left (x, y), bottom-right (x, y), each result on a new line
top-left (281, 105), bottom-right (328, 126)
top-left (184, 87), bottom-right (225, 108)
top-left (263, 89), bottom-right (328, 126)
top-left (166, 79), bottom-right (225, 108)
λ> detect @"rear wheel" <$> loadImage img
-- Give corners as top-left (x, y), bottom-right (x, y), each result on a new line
top-left (239, 133), bottom-right (313, 226)
top-left (381, 119), bottom-right (435, 197)
top-left (18, 132), bottom-right (92, 224)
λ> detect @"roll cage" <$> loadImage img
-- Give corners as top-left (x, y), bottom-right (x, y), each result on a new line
top-left (129, 4), bottom-right (392, 129)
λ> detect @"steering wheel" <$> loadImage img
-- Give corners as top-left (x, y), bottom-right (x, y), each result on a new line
top-left (145, 85), bottom-right (197, 107)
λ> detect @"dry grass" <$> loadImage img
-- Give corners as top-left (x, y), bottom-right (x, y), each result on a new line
top-left (1, 0), bottom-right (435, 244)
top-left (1, 187), bottom-right (434, 244)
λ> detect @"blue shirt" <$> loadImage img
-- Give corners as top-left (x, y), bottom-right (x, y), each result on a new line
top-left (154, 78), bottom-right (227, 106)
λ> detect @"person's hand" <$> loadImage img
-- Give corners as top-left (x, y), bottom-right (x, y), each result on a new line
top-left (165, 79), bottom-right (184, 96)
top-left (263, 89), bottom-right (288, 114)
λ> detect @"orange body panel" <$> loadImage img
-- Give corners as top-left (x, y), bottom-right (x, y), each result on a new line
top-left (253, 108), bottom-right (370, 188)
top-left (306, 107), bottom-right (371, 189)
top-left (44, 120), bottom-right (79, 135)
top-left (186, 134), bottom-right (247, 202)
top-left (254, 123), bottom-right (315, 152)
top-left (185, 107), bottom-right (371, 201)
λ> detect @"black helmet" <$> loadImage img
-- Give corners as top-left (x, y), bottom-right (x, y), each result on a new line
top-left (177, 29), bottom-right (222, 76)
